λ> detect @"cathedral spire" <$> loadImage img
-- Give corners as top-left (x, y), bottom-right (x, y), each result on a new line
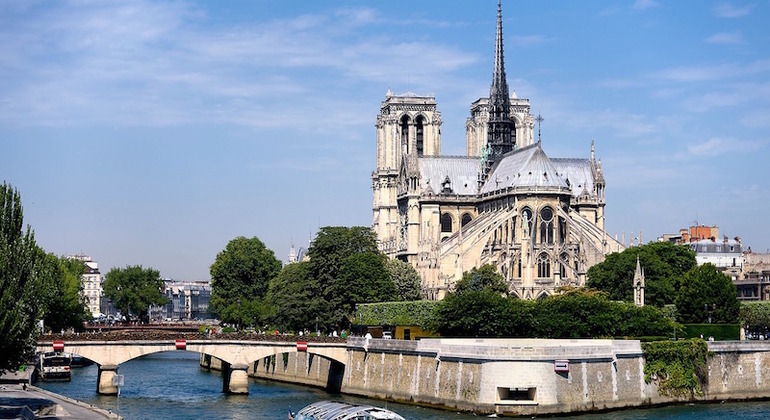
top-left (484, 0), bottom-right (516, 177)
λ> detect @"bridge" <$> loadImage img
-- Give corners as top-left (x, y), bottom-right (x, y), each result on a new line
top-left (37, 335), bottom-right (348, 396)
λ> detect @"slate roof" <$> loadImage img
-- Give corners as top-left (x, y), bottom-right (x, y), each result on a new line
top-left (551, 158), bottom-right (595, 198)
top-left (480, 143), bottom-right (569, 194)
top-left (418, 156), bottom-right (480, 196)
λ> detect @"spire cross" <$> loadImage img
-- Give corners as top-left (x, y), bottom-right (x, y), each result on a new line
top-left (535, 114), bottom-right (544, 142)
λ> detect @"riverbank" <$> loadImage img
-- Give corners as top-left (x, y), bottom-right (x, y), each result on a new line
top-left (0, 383), bottom-right (120, 419)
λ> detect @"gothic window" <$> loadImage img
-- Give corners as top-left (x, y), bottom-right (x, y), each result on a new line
top-left (441, 213), bottom-right (453, 233)
top-left (540, 207), bottom-right (554, 244)
top-left (461, 213), bottom-right (472, 227)
top-left (537, 253), bottom-right (550, 278)
top-left (416, 115), bottom-right (425, 156)
top-left (400, 115), bottom-right (410, 154)
top-left (521, 208), bottom-right (533, 238)
top-left (559, 253), bottom-right (570, 277)
top-left (558, 217), bottom-right (567, 244)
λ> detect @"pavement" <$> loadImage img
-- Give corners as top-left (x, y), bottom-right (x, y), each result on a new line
top-left (0, 383), bottom-right (120, 420)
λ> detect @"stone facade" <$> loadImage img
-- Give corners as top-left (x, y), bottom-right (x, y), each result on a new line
top-left (371, 2), bottom-right (623, 300)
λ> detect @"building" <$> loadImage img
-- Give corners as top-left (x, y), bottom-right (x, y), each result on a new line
top-left (371, 1), bottom-right (623, 300)
top-left (150, 280), bottom-right (211, 321)
top-left (69, 254), bottom-right (102, 316)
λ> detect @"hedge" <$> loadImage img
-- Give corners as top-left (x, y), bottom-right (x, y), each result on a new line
top-left (355, 301), bottom-right (438, 327)
top-left (682, 324), bottom-right (739, 341)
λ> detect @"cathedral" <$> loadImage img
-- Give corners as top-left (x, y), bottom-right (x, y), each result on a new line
top-left (371, 1), bottom-right (624, 300)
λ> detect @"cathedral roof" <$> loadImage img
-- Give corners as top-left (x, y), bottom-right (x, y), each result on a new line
top-left (480, 143), bottom-right (570, 195)
top-left (551, 158), bottom-right (595, 198)
top-left (418, 156), bottom-right (480, 196)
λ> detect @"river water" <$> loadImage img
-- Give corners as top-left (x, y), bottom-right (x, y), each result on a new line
top-left (37, 351), bottom-right (770, 419)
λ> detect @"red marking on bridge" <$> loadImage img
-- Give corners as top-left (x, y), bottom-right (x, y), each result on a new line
top-left (53, 340), bottom-right (64, 351)
top-left (175, 339), bottom-right (187, 350)
top-left (297, 341), bottom-right (308, 352)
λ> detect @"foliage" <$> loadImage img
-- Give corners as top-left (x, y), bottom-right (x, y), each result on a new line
top-left (41, 255), bottom-right (91, 332)
top-left (356, 301), bottom-right (439, 327)
top-left (434, 286), bottom-right (679, 339)
top-left (454, 264), bottom-right (509, 295)
top-left (328, 252), bottom-right (397, 328)
top-left (0, 182), bottom-right (47, 373)
top-left (586, 242), bottom-right (696, 306)
top-left (642, 339), bottom-right (709, 397)
top-left (674, 263), bottom-right (739, 324)
top-left (386, 259), bottom-right (422, 301)
top-left (681, 324), bottom-right (740, 341)
top-left (266, 261), bottom-right (315, 332)
top-left (739, 301), bottom-right (770, 330)
top-left (209, 236), bottom-right (281, 326)
top-left (305, 226), bottom-right (380, 331)
top-left (103, 265), bottom-right (168, 322)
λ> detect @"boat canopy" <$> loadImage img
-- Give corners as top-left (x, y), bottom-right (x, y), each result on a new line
top-left (295, 401), bottom-right (406, 420)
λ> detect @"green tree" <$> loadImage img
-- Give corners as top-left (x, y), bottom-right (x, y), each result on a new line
top-left (675, 263), bottom-right (739, 324)
top-left (454, 264), bottom-right (509, 295)
top-left (305, 226), bottom-right (380, 331)
top-left (328, 252), bottom-right (397, 328)
top-left (386, 258), bottom-right (422, 301)
top-left (103, 265), bottom-right (168, 323)
top-left (0, 182), bottom-right (47, 372)
top-left (41, 255), bottom-right (91, 332)
top-left (209, 236), bottom-right (282, 327)
top-left (587, 242), bottom-right (696, 306)
top-left (266, 261), bottom-right (314, 332)
top-left (434, 289), bottom-right (513, 337)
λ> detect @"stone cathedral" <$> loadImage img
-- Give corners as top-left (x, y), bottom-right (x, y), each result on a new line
top-left (372, 1), bottom-right (624, 300)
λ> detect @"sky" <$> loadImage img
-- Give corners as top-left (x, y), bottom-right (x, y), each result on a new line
top-left (1, 0), bottom-right (769, 281)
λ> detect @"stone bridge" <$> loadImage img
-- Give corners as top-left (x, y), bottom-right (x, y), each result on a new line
top-left (36, 338), bottom-right (348, 395)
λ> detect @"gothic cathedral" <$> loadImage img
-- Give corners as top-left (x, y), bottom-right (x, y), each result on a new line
top-left (372, 1), bottom-right (624, 300)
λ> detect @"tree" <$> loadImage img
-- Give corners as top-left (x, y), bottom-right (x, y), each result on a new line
top-left (587, 242), bottom-right (696, 306)
top-left (454, 264), bottom-right (509, 295)
top-left (386, 259), bottom-right (422, 301)
top-left (41, 255), bottom-right (90, 332)
top-left (0, 182), bottom-right (47, 372)
top-left (675, 263), bottom-right (739, 324)
top-left (328, 252), bottom-right (398, 328)
top-left (305, 226), bottom-right (380, 331)
top-left (103, 265), bottom-right (168, 323)
top-left (209, 236), bottom-right (281, 327)
top-left (266, 261), bottom-right (314, 332)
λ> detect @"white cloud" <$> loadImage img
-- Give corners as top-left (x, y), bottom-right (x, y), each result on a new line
top-left (712, 3), bottom-right (752, 18)
top-left (688, 137), bottom-right (761, 156)
top-left (633, 0), bottom-right (660, 10)
top-left (705, 32), bottom-right (744, 45)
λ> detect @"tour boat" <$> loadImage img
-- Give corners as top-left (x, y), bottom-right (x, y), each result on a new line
top-left (38, 351), bottom-right (72, 381)
top-left (293, 401), bottom-right (406, 420)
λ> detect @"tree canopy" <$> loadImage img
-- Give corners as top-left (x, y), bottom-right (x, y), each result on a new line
top-left (0, 182), bottom-right (47, 372)
top-left (41, 255), bottom-right (91, 332)
top-left (103, 265), bottom-right (168, 322)
top-left (675, 263), bottom-right (739, 324)
top-left (209, 236), bottom-right (282, 327)
top-left (265, 261), bottom-right (313, 332)
top-left (586, 242), bottom-right (696, 306)
top-left (454, 264), bottom-right (509, 295)
top-left (386, 258), bottom-right (422, 301)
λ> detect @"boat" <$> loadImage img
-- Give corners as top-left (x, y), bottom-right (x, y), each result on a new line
top-left (293, 401), bottom-right (406, 420)
top-left (38, 351), bottom-right (72, 381)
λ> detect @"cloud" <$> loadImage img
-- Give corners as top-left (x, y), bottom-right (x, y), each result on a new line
top-left (712, 3), bottom-right (752, 18)
top-left (705, 32), bottom-right (744, 45)
top-left (688, 137), bottom-right (761, 156)
top-left (632, 0), bottom-right (660, 10)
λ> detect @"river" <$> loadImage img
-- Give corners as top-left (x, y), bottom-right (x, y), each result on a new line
top-left (37, 351), bottom-right (770, 419)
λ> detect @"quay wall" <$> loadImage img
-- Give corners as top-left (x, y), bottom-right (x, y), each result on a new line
top-left (211, 339), bottom-right (770, 416)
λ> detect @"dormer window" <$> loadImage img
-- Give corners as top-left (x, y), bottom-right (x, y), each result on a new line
top-left (441, 176), bottom-right (453, 194)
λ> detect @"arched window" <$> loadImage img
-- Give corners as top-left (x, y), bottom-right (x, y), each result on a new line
top-left (441, 213), bottom-right (453, 233)
top-left (537, 253), bottom-right (551, 278)
top-left (558, 217), bottom-right (567, 244)
top-left (415, 115), bottom-right (425, 156)
top-left (521, 208), bottom-right (533, 238)
top-left (540, 207), bottom-right (554, 244)
top-left (400, 115), bottom-right (410, 154)
top-left (559, 253), bottom-right (570, 277)
top-left (461, 213), bottom-right (472, 227)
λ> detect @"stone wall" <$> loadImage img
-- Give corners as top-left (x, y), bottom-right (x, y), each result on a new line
top-left (206, 339), bottom-right (770, 416)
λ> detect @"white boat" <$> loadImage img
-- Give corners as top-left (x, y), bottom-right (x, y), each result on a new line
top-left (38, 351), bottom-right (72, 381)
top-left (293, 401), bottom-right (406, 420)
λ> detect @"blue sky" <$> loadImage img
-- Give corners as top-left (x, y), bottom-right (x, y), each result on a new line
top-left (2, 0), bottom-right (768, 280)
